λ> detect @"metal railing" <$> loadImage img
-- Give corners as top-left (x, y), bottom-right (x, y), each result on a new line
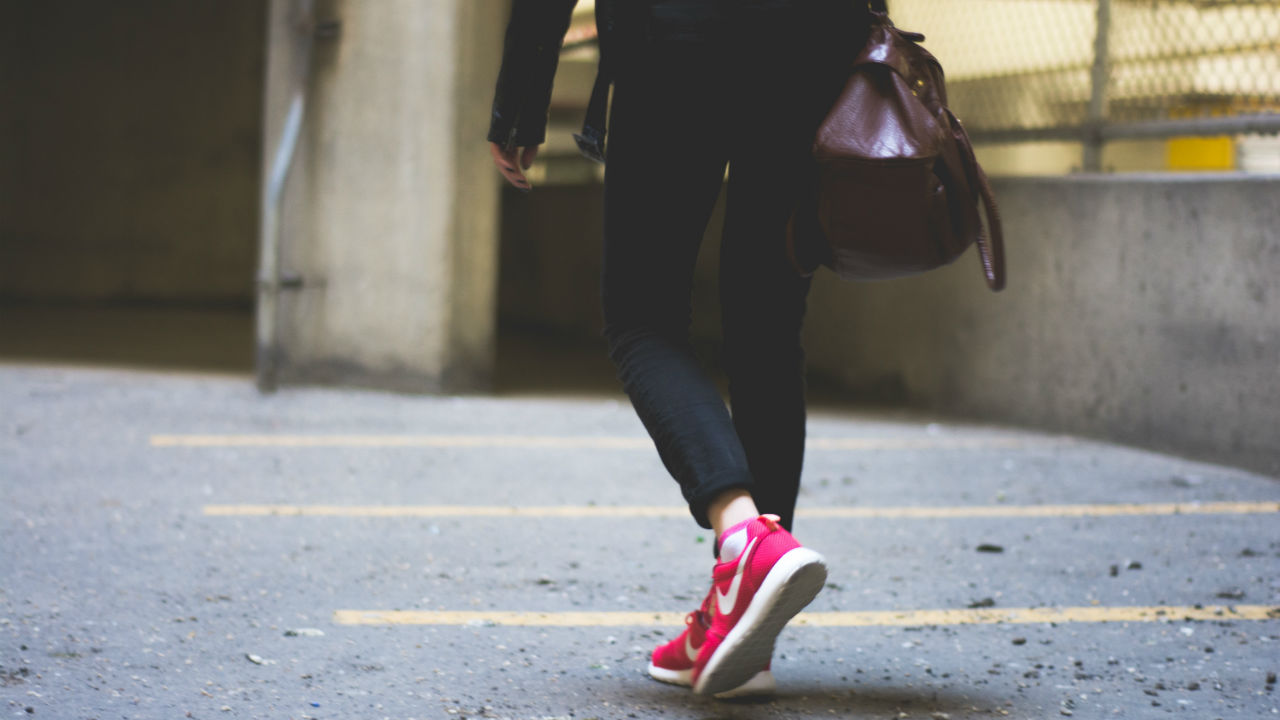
top-left (890, 0), bottom-right (1280, 171)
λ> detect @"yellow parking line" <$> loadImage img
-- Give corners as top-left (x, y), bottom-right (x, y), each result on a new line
top-left (203, 501), bottom-right (1280, 519)
top-left (801, 501), bottom-right (1280, 519)
top-left (336, 611), bottom-right (688, 627)
top-left (152, 434), bottom-right (652, 449)
top-left (334, 605), bottom-right (1279, 627)
top-left (808, 437), bottom-right (1060, 450)
top-left (203, 505), bottom-right (686, 518)
top-left (152, 434), bottom-right (1067, 450)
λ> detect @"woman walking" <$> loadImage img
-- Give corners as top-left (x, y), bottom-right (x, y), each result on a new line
top-left (488, 0), bottom-right (869, 697)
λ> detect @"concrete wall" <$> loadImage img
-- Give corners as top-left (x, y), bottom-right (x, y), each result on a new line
top-left (0, 0), bottom-right (264, 305)
top-left (0, 7), bottom-right (16, 250)
top-left (268, 0), bottom-right (507, 392)
top-left (498, 176), bottom-right (1280, 477)
top-left (802, 176), bottom-right (1280, 477)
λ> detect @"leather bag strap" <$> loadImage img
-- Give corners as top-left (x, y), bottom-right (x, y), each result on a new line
top-left (974, 162), bottom-right (1006, 291)
top-left (962, 138), bottom-right (1006, 291)
top-left (947, 109), bottom-right (1006, 291)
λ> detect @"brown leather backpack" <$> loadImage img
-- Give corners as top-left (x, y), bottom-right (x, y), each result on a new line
top-left (788, 10), bottom-right (1006, 291)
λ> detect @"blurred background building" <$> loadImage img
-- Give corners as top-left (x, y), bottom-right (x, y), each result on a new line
top-left (1, 0), bottom-right (1277, 474)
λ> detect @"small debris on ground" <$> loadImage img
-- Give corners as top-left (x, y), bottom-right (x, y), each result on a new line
top-left (284, 628), bottom-right (325, 637)
top-left (968, 597), bottom-right (997, 608)
top-left (976, 544), bottom-right (1004, 553)
top-left (1, 667), bottom-right (30, 686)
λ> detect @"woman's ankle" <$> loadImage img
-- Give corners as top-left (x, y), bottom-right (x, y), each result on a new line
top-left (708, 490), bottom-right (759, 543)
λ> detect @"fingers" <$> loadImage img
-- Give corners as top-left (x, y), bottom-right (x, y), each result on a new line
top-left (489, 142), bottom-right (533, 191)
top-left (489, 142), bottom-right (519, 173)
top-left (520, 146), bottom-right (539, 171)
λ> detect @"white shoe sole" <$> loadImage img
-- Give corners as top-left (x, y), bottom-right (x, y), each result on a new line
top-left (647, 663), bottom-right (775, 698)
top-left (712, 668), bottom-right (776, 698)
top-left (646, 664), bottom-right (691, 687)
top-left (692, 547), bottom-right (827, 696)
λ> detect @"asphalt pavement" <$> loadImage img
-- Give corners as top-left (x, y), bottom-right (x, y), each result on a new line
top-left (2, 363), bottom-right (1278, 720)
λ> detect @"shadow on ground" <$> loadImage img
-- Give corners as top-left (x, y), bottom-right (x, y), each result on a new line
top-left (0, 304), bottom-right (873, 410)
top-left (618, 681), bottom-right (1007, 718)
top-left (0, 301), bottom-right (254, 374)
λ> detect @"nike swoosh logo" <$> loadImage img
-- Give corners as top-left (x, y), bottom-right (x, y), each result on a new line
top-left (716, 537), bottom-right (759, 617)
top-left (684, 634), bottom-right (699, 662)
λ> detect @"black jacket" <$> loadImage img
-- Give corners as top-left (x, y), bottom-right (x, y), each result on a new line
top-left (487, 1), bottom-right (867, 153)
top-left (486, 0), bottom-right (580, 148)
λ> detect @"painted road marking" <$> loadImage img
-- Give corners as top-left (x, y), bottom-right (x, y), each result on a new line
top-left (152, 434), bottom-right (1071, 450)
top-left (202, 501), bottom-right (1280, 519)
top-left (333, 605), bottom-right (1279, 627)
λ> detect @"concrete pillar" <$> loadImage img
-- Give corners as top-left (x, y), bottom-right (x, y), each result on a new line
top-left (261, 0), bottom-right (507, 393)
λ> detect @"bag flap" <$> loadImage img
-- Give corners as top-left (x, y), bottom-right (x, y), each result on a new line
top-left (814, 67), bottom-right (945, 162)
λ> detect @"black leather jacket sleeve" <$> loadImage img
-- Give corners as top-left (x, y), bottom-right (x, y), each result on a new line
top-left (487, 0), bottom-right (580, 148)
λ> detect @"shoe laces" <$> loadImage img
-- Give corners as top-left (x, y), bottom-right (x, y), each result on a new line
top-left (688, 586), bottom-right (717, 629)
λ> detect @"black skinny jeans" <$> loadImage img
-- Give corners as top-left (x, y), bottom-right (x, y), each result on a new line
top-left (601, 2), bottom-right (859, 530)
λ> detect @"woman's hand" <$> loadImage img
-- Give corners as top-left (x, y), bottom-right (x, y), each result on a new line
top-left (490, 143), bottom-right (539, 191)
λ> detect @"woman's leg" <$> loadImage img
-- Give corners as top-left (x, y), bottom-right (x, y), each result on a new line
top-left (601, 42), bottom-right (758, 530)
top-left (717, 0), bottom-right (861, 533)
top-left (637, 0), bottom-right (862, 695)
top-left (719, 168), bottom-right (813, 533)
top-left (716, 88), bottom-right (816, 535)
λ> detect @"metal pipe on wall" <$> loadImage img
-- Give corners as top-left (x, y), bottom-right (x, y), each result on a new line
top-left (255, 0), bottom-right (339, 392)
top-left (1083, 0), bottom-right (1113, 172)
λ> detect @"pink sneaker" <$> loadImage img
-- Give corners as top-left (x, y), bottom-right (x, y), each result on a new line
top-left (690, 514), bottom-right (827, 696)
top-left (647, 605), bottom-right (775, 698)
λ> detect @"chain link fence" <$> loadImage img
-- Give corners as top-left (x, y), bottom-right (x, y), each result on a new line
top-left (890, 0), bottom-right (1280, 172)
